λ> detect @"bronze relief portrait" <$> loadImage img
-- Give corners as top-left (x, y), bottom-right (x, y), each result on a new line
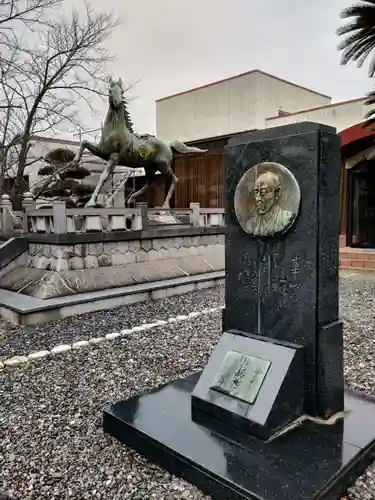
top-left (234, 162), bottom-right (300, 239)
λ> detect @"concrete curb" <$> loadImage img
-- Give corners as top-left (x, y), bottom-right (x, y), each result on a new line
top-left (0, 271), bottom-right (225, 326)
top-left (0, 306), bottom-right (224, 371)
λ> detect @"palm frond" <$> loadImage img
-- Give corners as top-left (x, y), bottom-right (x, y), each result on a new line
top-left (360, 90), bottom-right (375, 128)
top-left (338, 1), bottom-right (375, 76)
top-left (363, 104), bottom-right (375, 118)
top-left (364, 89), bottom-right (375, 103)
top-left (340, 4), bottom-right (375, 21)
top-left (340, 34), bottom-right (375, 66)
top-left (356, 40), bottom-right (375, 66)
top-left (361, 116), bottom-right (375, 128)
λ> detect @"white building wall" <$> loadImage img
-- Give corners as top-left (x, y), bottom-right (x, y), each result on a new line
top-left (156, 71), bottom-right (331, 143)
top-left (265, 98), bottom-right (367, 133)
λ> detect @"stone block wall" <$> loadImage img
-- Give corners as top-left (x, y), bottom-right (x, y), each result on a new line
top-left (28, 234), bottom-right (225, 271)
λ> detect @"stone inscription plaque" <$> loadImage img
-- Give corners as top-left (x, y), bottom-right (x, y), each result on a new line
top-left (210, 350), bottom-right (271, 404)
top-left (234, 162), bottom-right (301, 239)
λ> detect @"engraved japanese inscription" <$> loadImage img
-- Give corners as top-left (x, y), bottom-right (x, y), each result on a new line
top-left (211, 350), bottom-right (271, 404)
top-left (234, 162), bottom-right (301, 238)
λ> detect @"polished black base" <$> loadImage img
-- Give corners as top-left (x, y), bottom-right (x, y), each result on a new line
top-left (103, 373), bottom-right (375, 500)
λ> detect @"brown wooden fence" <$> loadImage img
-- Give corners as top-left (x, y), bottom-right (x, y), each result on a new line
top-left (172, 136), bottom-right (228, 208)
top-left (174, 152), bottom-right (224, 208)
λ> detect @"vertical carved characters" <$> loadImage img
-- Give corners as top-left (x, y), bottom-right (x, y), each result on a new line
top-left (211, 350), bottom-right (271, 404)
top-left (234, 162), bottom-right (301, 239)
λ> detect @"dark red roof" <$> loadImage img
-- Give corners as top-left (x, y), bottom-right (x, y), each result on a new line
top-left (340, 123), bottom-right (375, 159)
top-left (339, 122), bottom-right (374, 147)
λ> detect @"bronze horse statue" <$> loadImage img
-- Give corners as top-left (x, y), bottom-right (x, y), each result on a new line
top-left (73, 77), bottom-right (207, 208)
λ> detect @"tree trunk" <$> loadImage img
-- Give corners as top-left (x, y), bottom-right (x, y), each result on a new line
top-left (0, 151), bottom-right (5, 198)
top-left (11, 135), bottom-right (30, 209)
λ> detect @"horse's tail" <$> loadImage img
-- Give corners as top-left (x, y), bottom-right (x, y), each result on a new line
top-left (169, 140), bottom-right (207, 154)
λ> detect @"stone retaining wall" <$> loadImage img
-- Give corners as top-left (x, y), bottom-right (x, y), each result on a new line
top-left (28, 234), bottom-right (224, 271)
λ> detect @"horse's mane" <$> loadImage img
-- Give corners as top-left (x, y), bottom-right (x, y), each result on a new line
top-left (123, 97), bottom-right (134, 134)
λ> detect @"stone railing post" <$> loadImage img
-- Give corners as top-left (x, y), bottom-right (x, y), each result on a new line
top-left (22, 191), bottom-right (36, 233)
top-left (52, 200), bottom-right (67, 234)
top-left (22, 191), bottom-right (36, 212)
top-left (189, 202), bottom-right (200, 227)
top-left (0, 194), bottom-right (13, 235)
top-left (136, 202), bottom-right (148, 230)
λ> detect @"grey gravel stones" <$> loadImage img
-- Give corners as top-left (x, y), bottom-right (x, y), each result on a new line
top-left (340, 272), bottom-right (375, 499)
top-left (0, 287), bottom-right (224, 360)
top-left (0, 301), bottom-right (220, 500)
top-left (0, 275), bottom-right (375, 499)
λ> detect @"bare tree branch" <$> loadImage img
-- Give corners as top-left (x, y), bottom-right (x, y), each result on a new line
top-left (0, 0), bottom-right (126, 206)
top-left (0, 0), bottom-right (60, 29)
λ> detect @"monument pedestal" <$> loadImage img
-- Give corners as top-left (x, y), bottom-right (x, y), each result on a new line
top-left (190, 331), bottom-right (306, 440)
top-left (103, 372), bottom-right (375, 500)
top-left (103, 122), bottom-right (375, 499)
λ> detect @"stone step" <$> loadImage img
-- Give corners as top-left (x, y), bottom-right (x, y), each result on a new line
top-left (340, 264), bottom-right (375, 271)
top-left (340, 248), bottom-right (375, 271)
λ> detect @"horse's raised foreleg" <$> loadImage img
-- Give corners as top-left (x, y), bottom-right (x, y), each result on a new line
top-left (162, 163), bottom-right (179, 209)
top-left (85, 153), bottom-right (119, 207)
top-left (74, 140), bottom-right (103, 164)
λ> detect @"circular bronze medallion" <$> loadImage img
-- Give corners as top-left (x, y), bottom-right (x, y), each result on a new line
top-left (138, 144), bottom-right (151, 159)
top-left (234, 162), bottom-right (301, 239)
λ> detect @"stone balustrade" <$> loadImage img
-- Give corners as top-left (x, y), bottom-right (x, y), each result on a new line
top-left (0, 192), bottom-right (226, 236)
top-left (198, 208), bottom-right (225, 227)
top-left (0, 194), bottom-right (26, 236)
top-left (26, 207), bottom-right (143, 234)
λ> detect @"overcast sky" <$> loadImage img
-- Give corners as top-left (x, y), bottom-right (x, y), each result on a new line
top-left (75, 0), bottom-right (371, 137)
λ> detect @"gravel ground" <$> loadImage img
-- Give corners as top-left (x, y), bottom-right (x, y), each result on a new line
top-left (341, 272), bottom-right (375, 397)
top-left (1, 306), bottom-right (219, 500)
top-left (340, 272), bottom-right (375, 499)
top-left (0, 287), bottom-right (224, 361)
top-left (0, 274), bottom-right (375, 499)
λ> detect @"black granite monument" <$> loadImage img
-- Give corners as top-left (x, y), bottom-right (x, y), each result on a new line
top-left (103, 122), bottom-right (375, 500)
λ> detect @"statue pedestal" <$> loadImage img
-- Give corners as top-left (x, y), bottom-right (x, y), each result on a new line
top-left (103, 372), bottom-right (375, 500)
